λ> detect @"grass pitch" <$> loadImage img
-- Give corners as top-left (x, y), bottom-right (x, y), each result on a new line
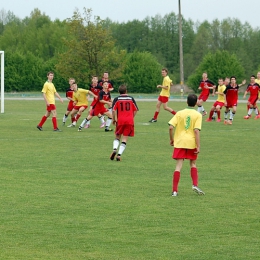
top-left (0, 98), bottom-right (259, 259)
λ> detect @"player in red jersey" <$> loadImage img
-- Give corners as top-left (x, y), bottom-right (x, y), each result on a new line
top-left (109, 85), bottom-right (139, 161)
top-left (98, 72), bottom-right (114, 92)
top-left (197, 72), bottom-right (216, 116)
top-left (78, 81), bottom-right (113, 132)
top-left (62, 78), bottom-right (75, 125)
top-left (84, 76), bottom-right (105, 129)
top-left (243, 75), bottom-right (260, 119)
top-left (223, 76), bottom-right (240, 125)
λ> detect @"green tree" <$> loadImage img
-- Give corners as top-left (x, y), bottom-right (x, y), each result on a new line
top-left (187, 50), bottom-right (245, 92)
top-left (123, 51), bottom-right (163, 93)
top-left (56, 8), bottom-right (126, 85)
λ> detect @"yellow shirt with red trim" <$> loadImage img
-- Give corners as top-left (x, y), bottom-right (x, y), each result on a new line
top-left (255, 79), bottom-right (260, 98)
top-left (160, 75), bottom-right (172, 97)
top-left (73, 88), bottom-right (89, 106)
top-left (168, 108), bottom-right (202, 149)
top-left (41, 81), bottom-right (57, 104)
top-left (216, 84), bottom-right (226, 103)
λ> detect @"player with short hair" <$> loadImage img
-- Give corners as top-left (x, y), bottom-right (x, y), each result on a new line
top-left (78, 81), bottom-right (113, 132)
top-left (37, 71), bottom-right (63, 132)
top-left (84, 76), bottom-right (105, 128)
top-left (62, 78), bottom-right (75, 125)
top-left (197, 72), bottom-right (216, 116)
top-left (110, 85), bottom-right (139, 161)
top-left (206, 78), bottom-right (226, 122)
top-left (67, 83), bottom-right (97, 127)
top-left (168, 93), bottom-right (205, 197)
top-left (149, 68), bottom-right (176, 123)
top-left (243, 75), bottom-right (260, 119)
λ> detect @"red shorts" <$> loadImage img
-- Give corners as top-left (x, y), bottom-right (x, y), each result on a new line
top-left (248, 96), bottom-right (258, 106)
top-left (213, 101), bottom-right (224, 108)
top-left (91, 106), bottom-right (109, 116)
top-left (46, 104), bottom-right (56, 111)
top-left (115, 124), bottom-right (135, 137)
top-left (73, 105), bottom-right (88, 111)
top-left (67, 101), bottom-right (74, 111)
top-left (198, 94), bottom-right (209, 102)
top-left (172, 148), bottom-right (198, 160)
top-left (90, 99), bottom-right (98, 107)
top-left (158, 95), bottom-right (169, 103)
top-left (226, 102), bottom-right (237, 108)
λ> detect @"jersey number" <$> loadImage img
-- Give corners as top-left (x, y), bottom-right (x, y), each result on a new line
top-left (120, 102), bottom-right (131, 111)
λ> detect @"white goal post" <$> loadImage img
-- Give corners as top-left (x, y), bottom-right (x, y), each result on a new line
top-left (0, 51), bottom-right (4, 113)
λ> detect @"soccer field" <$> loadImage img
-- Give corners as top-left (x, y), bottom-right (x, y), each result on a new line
top-left (0, 99), bottom-right (259, 259)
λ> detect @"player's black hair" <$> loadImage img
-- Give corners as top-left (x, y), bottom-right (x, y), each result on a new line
top-left (251, 75), bottom-right (256, 78)
top-left (187, 94), bottom-right (197, 107)
top-left (230, 76), bottom-right (236, 80)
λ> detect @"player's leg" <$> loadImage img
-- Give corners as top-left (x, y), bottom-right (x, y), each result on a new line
top-left (74, 106), bottom-right (86, 125)
top-left (228, 106), bottom-right (236, 124)
top-left (215, 105), bottom-right (221, 121)
top-left (104, 111), bottom-right (113, 132)
top-left (110, 134), bottom-right (121, 160)
top-left (162, 102), bottom-right (176, 115)
top-left (172, 158), bottom-right (184, 196)
top-left (149, 100), bottom-right (162, 122)
top-left (190, 159), bottom-right (205, 195)
top-left (78, 114), bottom-right (93, 131)
top-left (37, 110), bottom-right (51, 130)
top-left (51, 108), bottom-right (60, 131)
top-left (244, 102), bottom-right (253, 119)
top-left (224, 107), bottom-right (230, 124)
top-left (206, 105), bottom-right (215, 121)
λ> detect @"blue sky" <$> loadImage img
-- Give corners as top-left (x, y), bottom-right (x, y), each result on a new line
top-left (2, 0), bottom-right (260, 29)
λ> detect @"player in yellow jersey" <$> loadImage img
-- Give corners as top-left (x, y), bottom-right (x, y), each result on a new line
top-left (168, 94), bottom-right (204, 197)
top-left (206, 78), bottom-right (226, 122)
top-left (149, 68), bottom-right (176, 122)
top-left (67, 83), bottom-right (97, 127)
top-left (256, 71), bottom-right (260, 100)
top-left (37, 71), bottom-right (63, 131)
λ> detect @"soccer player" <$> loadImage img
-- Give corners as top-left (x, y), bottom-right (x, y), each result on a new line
top-left (206, 78), bottom-right (226, 122)
top-left (62, 78), bottom-right (75, 125)
top-left (243, 75), bottom-right (260, 119)
top-left (67, 83), bottom-right (97, 127)
top-left (78, 81), bottom-right (113, 132)
top-left (98, 72), bottom-right (114, 92)
top-left (149, 68), bottom-right (176, 123)
top-left (37, 71), bottom-right (63, 132)
top-left (110, 85), bottom-right (139, 161)
top-left (223, 76), bottom-right (241, 125)
top-left (197, 72), bottom-right (216, 116)
top-left (84, 76), bottom-right (105, 129)
top-left (256, 71), bottom-right (260, 100)
top-left (168, 93), bottom-right (205, 197)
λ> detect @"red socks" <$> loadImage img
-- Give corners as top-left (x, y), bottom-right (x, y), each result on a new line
top-left (153, 111), bottom-right (159, 120)
top-left (190, 167), bottom-right (198, 186)
top-left (172, 171), bottom-right (180, 192)
top-left (52, 117), bottom-right (57, 129)
top-left (171, 110), bottom-right (176, 115)
top-left (38, 116), bottom-right (47, 127)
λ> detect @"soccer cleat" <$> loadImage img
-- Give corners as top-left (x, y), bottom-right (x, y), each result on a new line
top-left (192, 185), bottom-right (205, 195)
top-left (205, 118), bottom-right (212, 122)
top-left (116, 155), bottom-right (121, 161)
top-left (67, 123), bottom-right (75, 127)
top-left (110, 151), bottom-right (117, 160)
top-left (202, 111), bottom-right (207, 116)
top-left (217, 119), bottom-right (221, 122)
top-left (100, 122), bottom-right (106, 128)
top-left (53, 128), bottom-right (61, 132)
top-left (244, 115), bottom-right (250, 119)
top-left (172, 191), bottom-right (178, 197)
top-left (84, 124), bottom-right (90, 129)
top-left (78, 127), bottom-right (82, 132)
top-left (227, 120), bottom-right (232, 125)
top-left (149, 118), bottom-right (157, 123)
top-left (254, 115), bottom-right (260, 119)
top-left (37, 125), bottom-right (43, 131)
top-left (105, 128), bottom-right (113, 132)
top-left (224, 120), bottom-right (228, 125)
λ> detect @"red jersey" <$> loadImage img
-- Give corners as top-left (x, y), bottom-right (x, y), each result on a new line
top-left (93, 90), bottom-right (111, 110)
top-left (112, 94), bottom-right (139, 125)
top-left (66, 87), bottom-right (74, 99)
top-left (246, 83), bottom-right (260, 98)
top-left (98, 79), bottom-right (114, 92)
top-left (199, 79), bottom-right (215, 96)
top-left (224, 84), bottom-right (239, 105)
top-left (89, 84), bottom-right (102, 106)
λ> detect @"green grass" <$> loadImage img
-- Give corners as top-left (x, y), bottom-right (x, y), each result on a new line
top-left (0, 99), bottom-right (259, 259)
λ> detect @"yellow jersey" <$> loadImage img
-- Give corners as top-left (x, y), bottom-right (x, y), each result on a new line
top-left (73, 88), bottom-right (89, 106)
top-left (255, 79), bottom-right (260, 98)
top-left (217, 84), bottom-right (226, 103)
top-left (168, 108), bottom-right (202, 149)
top-left (160, 75), bottom-right (172, 97)
top-left (41, 81), bottom-right (57, 104)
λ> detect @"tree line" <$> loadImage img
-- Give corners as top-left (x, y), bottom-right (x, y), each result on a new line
top-left (0, 8), bottom-right (260, 93)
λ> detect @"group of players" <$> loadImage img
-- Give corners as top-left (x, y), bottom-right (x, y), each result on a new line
top-left (37, 71), bottom-right (139, 162)
top-left (197, 71), bottom-right (260, 124)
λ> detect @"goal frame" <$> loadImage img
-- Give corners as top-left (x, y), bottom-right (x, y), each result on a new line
top-left (0, 51), bottom-right (4, 113)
